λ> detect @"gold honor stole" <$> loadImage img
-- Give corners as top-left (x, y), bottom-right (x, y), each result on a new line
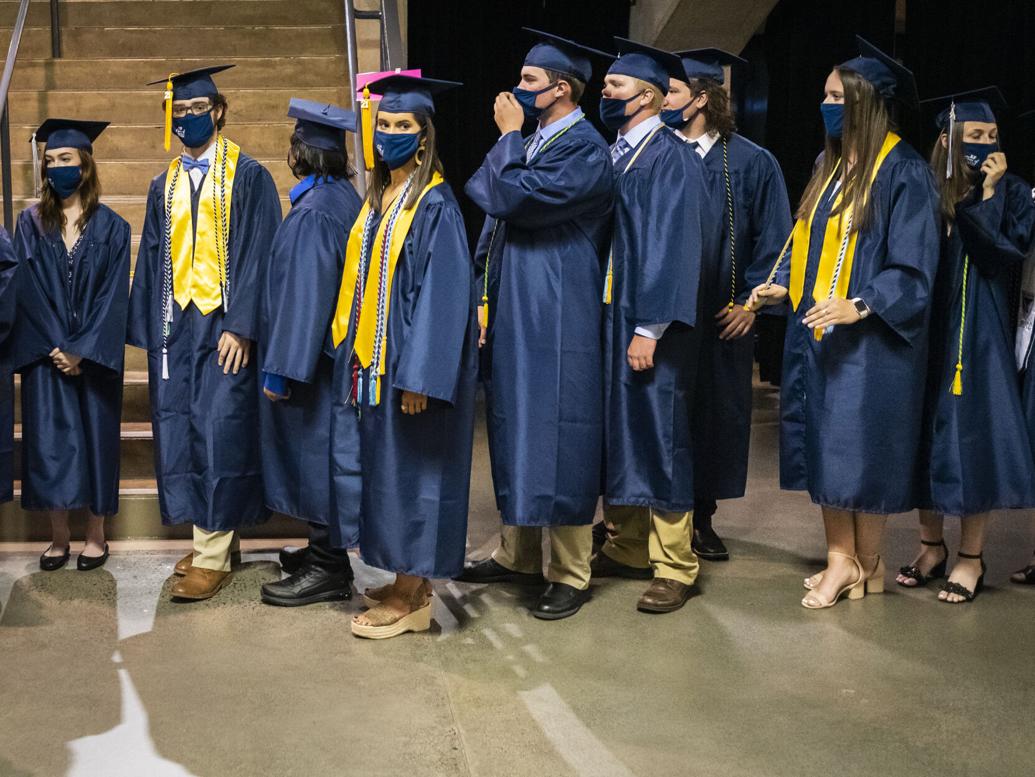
top-left (788, 132), bottom-right (900, 340)
top-left (164, 137), bottom-right (240, 315)
top-left (331, 171), bottom-right (445, 405)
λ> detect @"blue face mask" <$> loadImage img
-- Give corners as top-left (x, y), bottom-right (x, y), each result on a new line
top-left (661, 101), bottom-right (696, 129)
top-left (46, 165), bottom-right (82, 199)
top-left (173, 111), bottom-right (216, 148)
top-left (820, 102), bottom-right (844, 138)
top-left (375, 130), bottom-right (422, 169)
top-left (512, 82), bottom-right (557, 121)
top-left (962, 141), bottom-right (998, 171)
top-left (599, 91), bottom-right (646, 132)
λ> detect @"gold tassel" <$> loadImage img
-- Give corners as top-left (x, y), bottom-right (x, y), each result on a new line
top-left (952, 362), bottom-right (963, 396)
top-left (361, 86), bottom-right (375, 170)
top-left (477, 296), bottom-right (489, 329)
top-left (163, 75), bottom-right (175, 152)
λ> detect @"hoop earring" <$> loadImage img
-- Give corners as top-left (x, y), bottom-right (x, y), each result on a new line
top-left (415, 145), bottom-right (426, 166)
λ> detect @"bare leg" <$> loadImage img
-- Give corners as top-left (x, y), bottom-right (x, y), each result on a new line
top-left (855, 512), bottom-right (887, 582)
top-left (45, 511), bottom-right (71, 556)
top-left (940, 513), bottom-right (989, 603)
top-left (895, 510), bottom-right (947, 586)
top-left (804, 508), bottom-right (858, 605)
top-left (83, 514), bottom-right (107, 557)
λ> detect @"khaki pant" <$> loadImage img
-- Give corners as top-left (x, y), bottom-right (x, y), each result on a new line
top-left (191, 526), bottom-right (240, 572)
top-left (492, 524), bottom-right (593, 590)
top-left (601, 505), bottom-right (699, 585)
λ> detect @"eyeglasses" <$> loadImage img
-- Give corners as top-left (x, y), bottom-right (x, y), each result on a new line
top-left (170, 102), bottom-right (214, 119)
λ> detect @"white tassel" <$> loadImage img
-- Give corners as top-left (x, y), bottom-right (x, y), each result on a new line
top-left (946, 102), bottom-right (955, 180)
top-left (31, 132), bottom-right (40, 198)
top-left (161, 348), bottom-right (169, 380)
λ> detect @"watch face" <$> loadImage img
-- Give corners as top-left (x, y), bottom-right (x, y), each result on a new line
top-left (854, 299), bottom-right (868, 315)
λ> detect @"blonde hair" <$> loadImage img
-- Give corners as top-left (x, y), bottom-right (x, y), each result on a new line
top-left (635, 78), bottom-right (665, 111)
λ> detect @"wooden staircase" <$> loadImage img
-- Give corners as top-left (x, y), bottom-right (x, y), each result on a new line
top-left (0, 0), bottom-right (389, 540)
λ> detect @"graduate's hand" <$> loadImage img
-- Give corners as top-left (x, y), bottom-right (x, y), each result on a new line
top-left (982, 152), bottom-right (1007, 198)
top-left (745, 283), bottom-right (788, 312)
top-left (401, 390), bottom-right (428, 415)
top-left (50, 348), bottom-right (83, 375)
top-left (627, 335), bottom-right (657, 372)
top-left (263, 387), bottom-right (290, 402)
top-left (716, 303), bottom-right (756, 340)
top-left (217, 331), bottom-right (251, 375)
top-left (494, 92), bottom-right (526, 136)
top-left (478, 324), bottom-right (488, 349)
top-left (803, 297), bottom-right (860, 330)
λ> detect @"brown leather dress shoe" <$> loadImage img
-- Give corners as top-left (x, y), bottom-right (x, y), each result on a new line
top-left (174, 550), bottom-right (242, 576)
top-left (637, 578), bottom-right (696, 613)
top-left (171, 567), bottom-right (233, 600)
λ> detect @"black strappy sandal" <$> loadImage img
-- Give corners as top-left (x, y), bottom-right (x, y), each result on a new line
top-left (940, 551), bottom-right (986, 604)
top-left (897, 539), bottom-right (948, 588)
top-left (1009, 560), bottom-right (1035, 585)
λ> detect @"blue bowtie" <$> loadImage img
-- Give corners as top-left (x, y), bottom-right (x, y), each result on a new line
top-left (181, 156), bottom-right (210, 174)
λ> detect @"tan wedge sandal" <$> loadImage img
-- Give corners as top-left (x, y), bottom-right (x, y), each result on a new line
top-left (363, 578), bottom-right (434, 608)
top-left (352, 584), bottom-right (432, 640)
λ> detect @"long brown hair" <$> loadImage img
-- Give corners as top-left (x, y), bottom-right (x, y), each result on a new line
top-left (365, 111), bottom-right (445, 214)
top-left (797, 68), bottom-right (893, 232)
top-left (929, 121), bottom-right (980, 223)
top-left (38, 149), bottom-right (101, 234)
top-left (689, 78), bottom-right (736, 139)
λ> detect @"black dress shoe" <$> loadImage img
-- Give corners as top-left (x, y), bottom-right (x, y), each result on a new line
top-left (591, 521), bottom-right (609, 551)
top-left (261, 564), bottom-right (354, 607)
top-left (454, 557), bottom-right (545, 585)
top-left (533, 583), bottom-right (590, 620)
top-left (40, 546), bottom-right (70, 571)
top-left (590, 551), bottom-right (653, 579)
top-left (279, 545), bottom-right (310, 574)
top-left (692, 526), bottom-right (730, 561)
top-left (77, 544), bottom-right (110, 571)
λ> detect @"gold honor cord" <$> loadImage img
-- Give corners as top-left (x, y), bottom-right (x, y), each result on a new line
top-left (603, 122), bottom-right (667, 305)
top-left (478, 116), bottom-right (586, 329)
top-left (953, 254), bottom-right (970, 396)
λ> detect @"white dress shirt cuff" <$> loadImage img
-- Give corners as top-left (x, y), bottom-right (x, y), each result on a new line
top-left (634, 323), bottom-right (670, 340)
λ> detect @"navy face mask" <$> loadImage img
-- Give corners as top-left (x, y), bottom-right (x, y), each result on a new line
top-left (661, 100), bottom-right (697, 129)
top-left (599, 91), bottom-right (646, 132)
top-left (820, 102), bottom-right (844, 138)
top-left (961, 141), bottom-right (998, 171)
top-left (173, 111), bottom-right (216, 148)
top-left (375, 130), bottom-right (422, 169)
top-left (46, 165), bottom-right (82, 199)
top-left (512, 82), bottom-right (558, 121)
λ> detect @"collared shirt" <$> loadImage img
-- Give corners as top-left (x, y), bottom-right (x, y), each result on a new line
top-left (527, 106), bottom-right (584, 161)
top-left (680, 129), bottom-right (719, 159)
top-left (183, 139), bottom-right (217, 191)
top-left (613, 113), bottom-right (663, 165)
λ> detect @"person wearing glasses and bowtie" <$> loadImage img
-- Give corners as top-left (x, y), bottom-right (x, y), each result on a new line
top-left (127, 65), bottom-right (281, 601)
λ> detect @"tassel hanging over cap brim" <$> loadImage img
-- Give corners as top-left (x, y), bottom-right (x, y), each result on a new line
top-left (361, 86), bottom-right (375, 171)
top-left (163, 75), bottom-right (176, 152)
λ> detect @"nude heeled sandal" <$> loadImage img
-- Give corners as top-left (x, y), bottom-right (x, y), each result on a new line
top-left (858, 554), bottom-right (885, 594)
top-left (801, 552), bottom-right (864, 609)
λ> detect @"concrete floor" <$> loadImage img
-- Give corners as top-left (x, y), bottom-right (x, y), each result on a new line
top-left (2, 384), bottom-right (1035, 777)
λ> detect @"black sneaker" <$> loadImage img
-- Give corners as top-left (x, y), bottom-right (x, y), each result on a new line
top-left (261, 564), bottom-right (354, 607)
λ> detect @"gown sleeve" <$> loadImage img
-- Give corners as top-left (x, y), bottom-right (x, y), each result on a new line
top-left (740, 149), bottom-right (794, 304)
top-left (852, 158), bottom-right (940, 344)
top-left (221, 161), bottom-right (282, 341)
top-left (955, 176), bottom-right (1035, 275)
top-left (0, 227), bottom-right (18, 345)
top-left (127, 177), bottom-right (163, 350)
top-left (62, 216), bottom-right (131, 373)
top-left (464, 131), bottom-right (613, 231)
top-left (9, 209), bottom-right (65, 370)
top-left (393, 199), bottom-right (473, 405)
top-left (262, 209), bottom-right (346, 384)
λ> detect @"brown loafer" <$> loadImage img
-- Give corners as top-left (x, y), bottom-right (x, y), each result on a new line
top-left (590, 551), bottom-right (652, 580)
top-left (174, 550), bottom-right (242, 576)
top-left (636, 578), bottom-right (696, 613)
top-left (171, 567), bottom-right (233, 601)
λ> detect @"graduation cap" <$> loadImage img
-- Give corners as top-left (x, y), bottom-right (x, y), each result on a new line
top-left (521, 28), bottom-right (612, 84)
top-left (922, 86), bottom-right (1008, 178)
top-left (288, 97), bottom-right (355, 152)
top-left (608, 37), bottom-right (685, 94)
top-left (147, 65), bottom-right (235, 151)
top-left (672, 47), bottom-right (747, 86)
top-left (30, 118), bottom-right (109, 197)
top-left (839, 36), bottom-right (919, 111)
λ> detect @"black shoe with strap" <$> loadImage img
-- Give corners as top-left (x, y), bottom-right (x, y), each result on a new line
top-left (897, 538), bottom-right (948, 588)
top-left (940, 551), bottom-right (986, 604)
top-left (1010, 557), bottom-right (1035, 585)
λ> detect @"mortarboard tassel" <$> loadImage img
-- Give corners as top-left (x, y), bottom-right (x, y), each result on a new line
top-left (946, 102), bottom-right (955, 180)
top-left (163, 75), bottom-right (175, 152)
top-left (361, 85), bottom-right (375, 171)
top-left (30, 131), bottom-right (39, 198)
top-left (162, 347), bottom-right (170, 380)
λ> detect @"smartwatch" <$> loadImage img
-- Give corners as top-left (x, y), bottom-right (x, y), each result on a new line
top-left (851, 297), bottom-right (871, 320)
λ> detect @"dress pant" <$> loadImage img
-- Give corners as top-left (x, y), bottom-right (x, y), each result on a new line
top-left (192, 526), bottom-right (240, 572)
top-left (307, 522), bottom-right (352, 571)
top-left (600, 505), bottom-right (699, 585)
top-left (493, 524), bottom-right (593, 590)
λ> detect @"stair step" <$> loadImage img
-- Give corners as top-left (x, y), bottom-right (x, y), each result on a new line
top-left (0, 0), bottom-right (345, 28)
top-left (13, 369), bottom-right (150, 424)
top-left (7, 86), bottom-right (348, 131)
top-left (10, 55), bottom-right (348, 91)
top-left (11, 477), bottom-right (157, 498)
top-left (1, 24), bottom-right (347, 58)
top-left (13, 421), bottom-right (155, 479)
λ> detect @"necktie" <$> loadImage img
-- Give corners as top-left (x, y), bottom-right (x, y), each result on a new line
top-left (611, 137), bottom-right (631, 164)
top-left (526, 130), bottom-right (543, 160)
top-left (688, 140), bottom-right (700, 151)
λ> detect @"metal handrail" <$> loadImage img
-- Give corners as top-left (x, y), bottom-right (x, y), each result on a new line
top-left (0, 0), bottom-right (31, 232)
top-left (343, 0), bottom-right (406, 196)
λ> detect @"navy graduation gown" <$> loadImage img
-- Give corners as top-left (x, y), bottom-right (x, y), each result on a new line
top-left (777, 142), bottom-right (940, 513)
top-left (692, 133), bottom-right (793, 502)
top-left (604, 127), bottom-right (706, 512)
top-left (0, 227), bottom-right (18, 502)
top-left (258, 176), bottom-right (362, 525)
top-left (10, 205), bottom-right (130, 514)
top-left (339, 183), bottom-right (478, 578)
top-left (465, 118), bottom-right (614, 527)
top-left (917, 173), bottom-right (1035, 515)
top-left (127, 151), bottom-right (281, 530)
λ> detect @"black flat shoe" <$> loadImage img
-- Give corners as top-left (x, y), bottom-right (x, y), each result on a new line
top-left (279, 545), bottom-right (310, 574)
top-left (897, 538), bottom-right (948, 588)
top-left (454, 557), bottom-right (546, 585)
top-left (77, 544), bottom-right (110, 571)
top-left (40, 545), bottom-right (70, 571)
top-left (1010, 563), bottom-right (1035, 585)
top-left (533, 583), bottom-right (590, 620)
top-left (691, 526), bottom-right (730, 561)
top-left (261, 563), bottom-right (354, 607)
top-left (940, 552), bottom-right (986, 604)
